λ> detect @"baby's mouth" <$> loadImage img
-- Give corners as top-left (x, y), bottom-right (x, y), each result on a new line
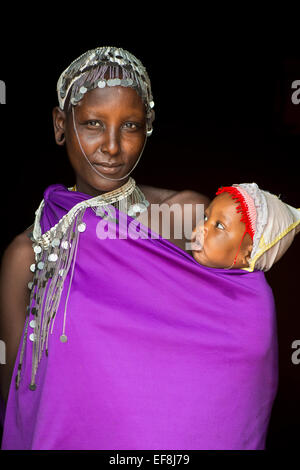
top-left (191, 239), bottom-right (203, 251)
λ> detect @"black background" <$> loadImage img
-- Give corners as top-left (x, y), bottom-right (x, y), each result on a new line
top-left (0, 14), bottom-right (300, 451)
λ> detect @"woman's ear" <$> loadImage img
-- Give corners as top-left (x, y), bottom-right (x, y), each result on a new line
top-left (52, 106), bottom-right (66, 145)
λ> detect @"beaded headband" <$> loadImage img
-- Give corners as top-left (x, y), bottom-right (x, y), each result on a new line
top-left (216, 185), bottom-right (257, 239)
top-left (215, 185), bottom-right (259, 268)
top-left (57, 46), bottom-right (155, 134)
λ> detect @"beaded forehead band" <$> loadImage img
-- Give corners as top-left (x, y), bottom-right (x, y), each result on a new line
top-left (216, 185), bottom-right (257, 240)
top-left (215, 185), bottom-right (258, 269)
top-left (57, 46), bottom-right (155, 134)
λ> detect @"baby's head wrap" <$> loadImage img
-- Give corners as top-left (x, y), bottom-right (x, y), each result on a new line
top-left (56, 46), bottom-right (155, 135)
top-left (216, 183), bottom-right (300, 272)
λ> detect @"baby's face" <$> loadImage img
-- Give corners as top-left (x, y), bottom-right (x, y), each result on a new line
top-left (191, 192), bottom-right (253, 269)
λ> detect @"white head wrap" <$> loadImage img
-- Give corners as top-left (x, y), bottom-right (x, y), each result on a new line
top-left (233, 183), bottom-right (300, 272)
top-left (56, 46), bottom-right (155, 134)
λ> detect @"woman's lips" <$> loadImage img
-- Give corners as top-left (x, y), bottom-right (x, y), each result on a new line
top-left (93, 163), bottom-right (123, 174)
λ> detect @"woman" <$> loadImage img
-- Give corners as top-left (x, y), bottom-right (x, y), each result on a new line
top-left (0, 47), bottom-right (277, 450)
top-left (0, 46), bottom-right (208, 402)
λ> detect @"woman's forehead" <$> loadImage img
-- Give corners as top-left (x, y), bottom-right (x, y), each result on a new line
top-left (76, 86), bottom-right (146, 114)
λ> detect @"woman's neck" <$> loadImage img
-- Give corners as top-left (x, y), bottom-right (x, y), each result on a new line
top-left (75, 177), bottom-right (131, 197)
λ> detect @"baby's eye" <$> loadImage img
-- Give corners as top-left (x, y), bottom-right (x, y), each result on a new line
top-left (216, 221), bottom-right (225, 230)
top-left (204, 214), bottom-right (208, 222)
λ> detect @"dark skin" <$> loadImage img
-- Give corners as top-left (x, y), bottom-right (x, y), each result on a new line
top-left (0, 85), bottom-right (209, 403)
top-left (191, 192), bottom-right (253, 269)
top-left (53, 85), bottom-right (210, 249)
top-left (53, 86), bottom-right (148, 196)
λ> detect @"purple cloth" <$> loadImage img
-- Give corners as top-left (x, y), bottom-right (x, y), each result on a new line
top-left (1, 184), bottom-right (278, 450)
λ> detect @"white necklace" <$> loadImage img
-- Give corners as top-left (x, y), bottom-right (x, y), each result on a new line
top-left (32, 177), bottom-right (149, 248)
top-left (72, 177), bottom-right (149, 218)
top-left (18, 178), bottom-right (149, 391)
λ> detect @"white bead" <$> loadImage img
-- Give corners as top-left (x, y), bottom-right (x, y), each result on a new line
top-left (33, 245), bottom-right (42, 254)
top-left (78, 223), bottom-right (86, 232)
top-left (30, 320), bottom-right (36, 328)
top-left (30, 264), bottom-right (36, 272)
top-left (37, 261), bottom-right (45, 270)
top-left (29, 333), bottom-right (36, 342)
top-left (132, 203), bottom-right (145, 213)
top-left (98, 80), bottom-right (106, 88)
top-left (51, 238), bottom-right (60, 248)
top-left (48, 253), bottom-right (58, 262)
top-left (60, 334), bottom-right (68, 343)
top-left (107, 78), bottom-right (116, 86)
top-left (27, 281), bottom-right (33, 290)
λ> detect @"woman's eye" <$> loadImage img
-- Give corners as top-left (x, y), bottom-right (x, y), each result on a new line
top-left (216, 222), bottom-right (225, 230)
top-left (87, 120), bottom-right (102, 128)
top-left (204, 214), bottom-right (208, 222)
top-left (123, 122), bottom-right (139, 130)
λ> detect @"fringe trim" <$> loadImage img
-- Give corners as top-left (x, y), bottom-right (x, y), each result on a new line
top-left (16, 179), bottom-right (149, 391)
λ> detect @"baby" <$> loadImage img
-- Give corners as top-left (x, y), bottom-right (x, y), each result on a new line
top-left (191, 183), bottom-right (300, 271)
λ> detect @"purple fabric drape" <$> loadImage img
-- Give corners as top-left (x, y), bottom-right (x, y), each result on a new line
top-left (1, 184), bottom-right (278, 450)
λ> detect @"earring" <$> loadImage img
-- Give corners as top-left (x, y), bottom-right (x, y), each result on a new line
top-left (146, 128), bottom-right (153, 137)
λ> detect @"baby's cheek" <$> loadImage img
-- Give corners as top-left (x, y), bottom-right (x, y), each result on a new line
top-left (206, 236), bottom-right (229, 260)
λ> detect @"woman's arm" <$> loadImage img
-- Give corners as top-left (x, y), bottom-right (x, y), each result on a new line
top-left (0, 228), bottom-right (35, 404)
top-left (164, 190), bottom-right (210, 253)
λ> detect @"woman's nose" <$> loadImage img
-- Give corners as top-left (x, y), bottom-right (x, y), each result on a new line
top-left (99, 128), bottom-right (120, 156)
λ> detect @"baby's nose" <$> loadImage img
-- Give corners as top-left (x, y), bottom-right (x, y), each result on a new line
top-left (192, 224), bottom-right (205, 245)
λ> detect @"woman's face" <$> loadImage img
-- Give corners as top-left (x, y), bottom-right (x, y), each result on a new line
top-left (53, 85), bottom-right (147, 195)
top-left (191, 192), bottom-right (253, 269)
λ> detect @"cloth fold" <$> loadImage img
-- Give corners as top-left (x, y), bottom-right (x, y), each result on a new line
top-left (249, 189), bottom-right (300, 271)
top-left (230, 183), bottom-right (300, 272)
top-left (1, 184), bottom-right (278, 450)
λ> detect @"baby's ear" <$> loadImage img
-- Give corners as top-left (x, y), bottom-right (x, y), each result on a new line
top-left (242, 239), bottom-right (253, 266)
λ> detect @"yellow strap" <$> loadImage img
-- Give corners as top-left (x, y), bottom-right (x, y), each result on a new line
top-left (243, 218), bottom-right (300, 271)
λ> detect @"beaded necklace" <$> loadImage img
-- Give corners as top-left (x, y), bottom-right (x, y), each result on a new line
top-left (16, 178), bottom-right (149, 391)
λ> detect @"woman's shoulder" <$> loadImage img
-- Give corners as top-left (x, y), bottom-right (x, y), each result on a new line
top-left (15, 224), bottom-right (34, 245)
top-left (138, 184), bottom-right (178, 204)
top-left (1, 225), bottom-right (34, 266)
top-left (139, 184), bottom-right (210, 206)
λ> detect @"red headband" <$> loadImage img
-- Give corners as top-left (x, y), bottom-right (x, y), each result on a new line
top-left (215, 186), bottom-right (256, 240)
top-left (215, 186), bottom-right (256, 268)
